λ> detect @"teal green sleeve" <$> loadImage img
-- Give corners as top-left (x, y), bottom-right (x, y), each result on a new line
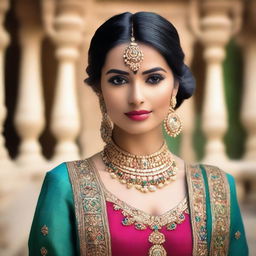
top-left (28, 163), bottom-right (80, 256)
top-left (227, 174), bottom-right (249, 256)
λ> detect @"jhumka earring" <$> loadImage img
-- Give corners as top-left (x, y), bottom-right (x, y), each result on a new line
top-left (98, 94), bottom-right (112, 143)
top-left (163, 97), bottom-right (182, 137)
top-left (123, 26), bottom-right (144, 72)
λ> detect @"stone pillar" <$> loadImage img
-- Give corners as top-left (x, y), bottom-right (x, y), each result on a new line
top-left (239, 0), bottom-right (256, 202)
top-left (14, 0), bottom-right (46, 167)
top-left (0, 0), bottom-right (18, 203)
top-left (190, 0), bottom-right (243, 163)
top-left (0, 0), bottom-right (18, 252)
top-left (240, 1), bottom-right (256, 161)
top-left (241, 39), bottom-right (256, 160)
top-left (42, 0), bottom-right (85, 163)
top-left (0, 0), bottom-right (11, 166)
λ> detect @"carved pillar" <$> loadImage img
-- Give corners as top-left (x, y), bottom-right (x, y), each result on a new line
top-left (240, 2), bottom-right (256, 161)
top-left (190, 0), bottom-right (242, 163)
top-left (14, 0), bottom-right (46, 167)
top-left (241, 39), bottom-right (256, 160)
top-left (42, 0), bottom-right (85, 162)
top-left (0, 0), bottom-right (11, 166)
top-left (0, 0), bottom-right (18, 206)
top-left (0, 0), bottom-right (17, 251)
top-left (239, 0), bottom-right (256, 202)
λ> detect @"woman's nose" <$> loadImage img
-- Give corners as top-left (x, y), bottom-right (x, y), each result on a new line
top-left (127, 82), bottom-right (145, 106)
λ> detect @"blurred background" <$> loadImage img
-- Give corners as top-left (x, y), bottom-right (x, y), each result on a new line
top-left (0, 0), bottom-right (255, 255)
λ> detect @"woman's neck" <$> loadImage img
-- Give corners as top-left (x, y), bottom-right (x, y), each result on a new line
top-left (111, 125), bottom-right (165, 156)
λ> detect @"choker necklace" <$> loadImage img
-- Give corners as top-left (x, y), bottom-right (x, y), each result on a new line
top-left (101, 140), bottom-right (178, 193)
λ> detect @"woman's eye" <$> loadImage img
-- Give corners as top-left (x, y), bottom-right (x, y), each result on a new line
top-left (108, 76), bottom-right (128, 86)
top-left (146, 74), bottom-right (164, 85)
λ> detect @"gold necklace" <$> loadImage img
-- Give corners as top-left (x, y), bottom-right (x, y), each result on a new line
top-left (101, 140), bottom-right (178, 193)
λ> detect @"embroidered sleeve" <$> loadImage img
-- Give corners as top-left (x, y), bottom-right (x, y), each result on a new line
top-left (202, 165), bottom-right (249, 256)
top-left (28, 163), bottom-right (79, 256)
top-left (227, 174), bottom-right (249, 256)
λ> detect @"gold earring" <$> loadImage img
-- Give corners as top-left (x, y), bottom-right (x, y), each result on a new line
top-left (98, 94), bottom-right (112, 143)
top-left (163, 97), bottom-right (182, 137)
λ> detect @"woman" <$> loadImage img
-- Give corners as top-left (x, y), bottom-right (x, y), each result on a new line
top-left (28, 12), bottom-right (248, 256)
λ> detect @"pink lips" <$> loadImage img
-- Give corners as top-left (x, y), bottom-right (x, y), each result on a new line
top-left (125, 110), bottom-right (152, 121)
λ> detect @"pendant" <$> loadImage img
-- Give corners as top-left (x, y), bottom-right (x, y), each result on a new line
top-left (148, 230), bottom-right (167, 256)
top-left (149, 244), bottom-right (167, 256)
top-left (123, 38), bottom-right (144, 72)
top-left (149, 230), bottom-right (165, 244)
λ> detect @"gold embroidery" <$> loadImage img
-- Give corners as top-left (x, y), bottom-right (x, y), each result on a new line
top-left (186, 164), bottom-right (208, 256)
top-left (235, 231), bottom-right (241, 240)
top-left (67, 160), bottom-right (112, 256)
top-left (204, 165), bottom-right (230, 256)
top-left (40, 247), bottom-right (47, 255)
top-left (67, 160), bottom-right (213, 256)
top-left (105, 186), bottom-right (188, 256)
top-left (105, 189), bottom-right (188, 228)
top-left (149, 244), bottom-right (167, 256)
top-left (41, 225), bottom-right (48, 236)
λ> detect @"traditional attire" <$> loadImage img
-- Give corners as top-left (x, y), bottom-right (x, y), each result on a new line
top-left (28, 159), bottom-right (248, 255)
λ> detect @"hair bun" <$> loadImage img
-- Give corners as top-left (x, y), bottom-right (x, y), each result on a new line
top-left (176, 64), bottom-right (196, 108)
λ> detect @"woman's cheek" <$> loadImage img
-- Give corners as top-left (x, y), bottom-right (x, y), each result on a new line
top-left (154, 92), bottom-right (171, 114)
top-left (106, 99), bottom-right (124, 123)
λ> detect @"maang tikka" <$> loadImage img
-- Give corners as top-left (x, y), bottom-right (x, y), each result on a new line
top-left (123, 25), bottom-right (144, 72)
top-left (98, 94), bottom-right (112, 143)
top-left (163, 97), bottom-right (182, 137)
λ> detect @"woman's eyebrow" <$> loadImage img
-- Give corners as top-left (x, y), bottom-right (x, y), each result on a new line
top-left (142, 67), bottom-right (167, 75)
top-left (106, 69), bottom-right (129, 75)
top-left (105, 67), bottom-right (167, 75)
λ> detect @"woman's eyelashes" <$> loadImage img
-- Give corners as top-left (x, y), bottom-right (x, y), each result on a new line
top-left (146, 74), bottom-right (165, 85)
top-left (107, 73), bottom-right (165, 86)
top-left (108, 75), bottom-right (128, 86)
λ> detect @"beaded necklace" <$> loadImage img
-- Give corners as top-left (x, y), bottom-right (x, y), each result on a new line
top-left (101, 140), bottom-right (178, 193)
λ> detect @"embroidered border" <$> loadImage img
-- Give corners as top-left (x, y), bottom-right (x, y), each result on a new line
top-left (204, 165), bottom-right (230, 256)
top-left (105, 190), bottom-right (189, 228)
top-left (67, 160), bottom-right (112, 256)
top-left (186, 164), bottom-right (208, 256)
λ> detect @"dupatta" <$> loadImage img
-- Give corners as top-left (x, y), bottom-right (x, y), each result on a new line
top-left (66, 159), bottom-right (239, 256)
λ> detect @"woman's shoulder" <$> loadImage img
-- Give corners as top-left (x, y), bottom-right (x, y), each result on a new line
top-left (186, 162), bottom-right (237, 195)
top-left (46, 157), bottom-right (97, 182)
top-left (187, 162), bottom-right (236, 191)
top-left (46, 154), bottom-right (101, 181)
top-left (45, 162), bottom-right (70, 185)
top-left (189, 162), bottom-right (234, 179)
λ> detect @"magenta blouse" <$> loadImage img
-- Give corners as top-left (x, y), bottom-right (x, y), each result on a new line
top-left (106, 200), bottom-right (193, 256)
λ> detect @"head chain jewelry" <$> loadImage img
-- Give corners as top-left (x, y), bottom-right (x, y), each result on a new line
top-left (163, 96), bottom-right (182, 137)
top-left (123, 23), bottom-right (144, 72)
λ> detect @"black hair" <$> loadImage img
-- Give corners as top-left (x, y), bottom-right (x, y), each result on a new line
top-left (84, 12), bottom-right (195, 108)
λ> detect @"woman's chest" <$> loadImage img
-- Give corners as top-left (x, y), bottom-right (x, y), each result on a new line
top-left (106, 200), bottom-right (193, 256)
top-left (99, 167), bottom-right (187, 216)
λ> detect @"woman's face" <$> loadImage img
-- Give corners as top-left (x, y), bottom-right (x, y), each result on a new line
top-left (100, 43), bottom-right (179, 136)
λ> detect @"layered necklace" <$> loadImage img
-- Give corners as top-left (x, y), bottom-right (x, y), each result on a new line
top-left (101, 140), bottom-right (178, 193)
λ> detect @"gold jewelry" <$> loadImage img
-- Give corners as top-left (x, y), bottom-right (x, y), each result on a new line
top-left (98, 94), bottom-right (112, 143)
top-left (101, 140), bottom-right (178, 193)
top-left (163, 97), bottom-right (182, 137)
top-left (123, 26), bottom-right (144, 72)
top-left (105, 189), bottom-right (188, 256)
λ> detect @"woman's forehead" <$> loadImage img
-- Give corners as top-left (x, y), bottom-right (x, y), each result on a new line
top-left (102, 43), bottom-right (172, 74)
